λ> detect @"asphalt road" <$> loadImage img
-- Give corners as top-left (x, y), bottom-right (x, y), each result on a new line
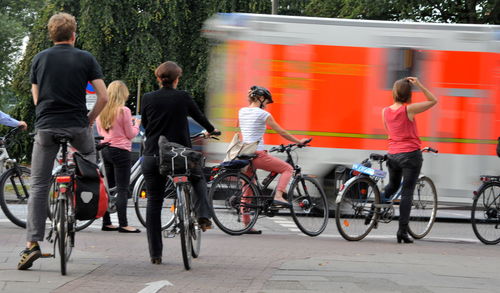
top-left (1, 208), bottom-right (498, 293)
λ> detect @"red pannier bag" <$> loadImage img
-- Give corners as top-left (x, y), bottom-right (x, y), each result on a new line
top-left (73, 152), bottom-right (108, 220)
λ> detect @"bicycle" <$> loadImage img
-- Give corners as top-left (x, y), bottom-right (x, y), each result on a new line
top-left (42, 134), bottom-right (77, 275)
top-left (209, 138), bottom-right (329, 237)
top-left (0, 126), bottom-right (32, 228)
top-left (158, 131), bottom-right (220, 270)
top-left (335, 147), bottom-right (438, 241)
top-left (133, 132), bottom-right (218, 231)
top-left (471, 175), bottom-right (500, 245)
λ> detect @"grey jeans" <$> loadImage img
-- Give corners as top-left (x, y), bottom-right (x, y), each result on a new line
top-left (27, 127), bottom-right (96, 242)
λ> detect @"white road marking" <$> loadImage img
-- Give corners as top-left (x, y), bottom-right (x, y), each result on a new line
top-left (138, 280), bottom-right (173, 293)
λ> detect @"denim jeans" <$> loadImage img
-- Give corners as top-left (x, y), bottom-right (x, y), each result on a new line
top-left (27, 127), bottom-right (95, 242)
top-left (383, 150), bottom-right (423, 226)
top-left (141, 156), bottom-right (211, 258)
top-left (101, 146), bottom-right (131, 227)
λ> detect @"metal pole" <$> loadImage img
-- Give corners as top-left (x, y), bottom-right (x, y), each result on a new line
top-left (136, 79), bottom-right (141, 115)
top-left (272, 0), bottom-right (278, 15)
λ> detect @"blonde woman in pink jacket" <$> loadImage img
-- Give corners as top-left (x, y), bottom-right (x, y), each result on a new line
top-left (96, 81), bottom-right (141, 233)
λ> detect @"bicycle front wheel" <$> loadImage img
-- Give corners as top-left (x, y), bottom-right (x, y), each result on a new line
top-left (335, 176), bottom-right (380, 241)
top-left (471, 182), bottom-right (500, 245)
top-left (133, 174), bottom-right (176, 230)
top-left (177, 185), bottom-right (192, 270)
top-left (209, 172), bottom-right (260, 235)
top-left (0, 166), bottom-right (31, 228)
top-left (288, 176), bottom-right (329, 236)
top-left (408, 176), bottom-right (438, 239)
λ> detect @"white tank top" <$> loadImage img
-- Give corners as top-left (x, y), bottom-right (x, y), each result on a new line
top-left (238, 107), bottom-right (271, 151)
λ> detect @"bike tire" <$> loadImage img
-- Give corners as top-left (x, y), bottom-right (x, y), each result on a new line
top-left (178, 185), bottom-right (192, 270)
top-left (208, 171), bottom-right (260, 235)
top-left (133, 174), bottom-right (176, 230)
top-left (187, 185), bottom-right (201, 258)
top-left (408, 176), bottom-right (438, 239)
top-left (0, 166), bottom-right (31, 228)
top-left (288, 176), bottom-right (329, 237)
top-left (56, 198), bottom-right (70, 275)
top-left (335, 176), bottom-right (380, 241)
top-left (471, 181), bottom-right (500, 245)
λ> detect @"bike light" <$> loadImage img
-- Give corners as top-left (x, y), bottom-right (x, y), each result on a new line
top-left (56, 176), bottom-right (71, 183)
top-left (140, 190), bottom-right (147, 199)
top-left (361, 189), bottom-right (367, 195)
top-left (480, 176), bottom-right (490, 182)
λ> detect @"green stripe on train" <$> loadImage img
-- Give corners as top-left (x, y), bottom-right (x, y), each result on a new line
top-left (222, 127), bottom-right (497, 144)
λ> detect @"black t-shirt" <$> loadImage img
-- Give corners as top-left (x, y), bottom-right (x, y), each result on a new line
top-left (141, 87), bottom-right (215, 155)
top-left (30, 44), bottom-right (104, 129)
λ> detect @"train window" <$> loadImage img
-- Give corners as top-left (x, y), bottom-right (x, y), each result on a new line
top-left (385, 48), bottom-right (425, 89)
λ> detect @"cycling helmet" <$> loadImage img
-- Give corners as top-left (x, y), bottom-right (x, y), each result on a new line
top-left (249, 85), bottom-right (273, 104)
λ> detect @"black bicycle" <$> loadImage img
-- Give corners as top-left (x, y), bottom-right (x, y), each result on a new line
top-left (43, 134), bottom-right (77, 275)
top-left (209, 138), bottom-right (329, 237)
top-left (471, 175), bottom-right (500, 245)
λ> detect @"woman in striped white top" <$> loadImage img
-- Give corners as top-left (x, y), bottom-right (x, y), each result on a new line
top-left (239, 86), bottom-right (309, 208)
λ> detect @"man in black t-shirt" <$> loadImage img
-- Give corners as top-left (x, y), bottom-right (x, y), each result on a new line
top-left (18, 12), bottom-right (108, 271)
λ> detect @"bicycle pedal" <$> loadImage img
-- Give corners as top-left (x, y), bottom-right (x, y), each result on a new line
top-left (40, 253), bottom-right (54, 258)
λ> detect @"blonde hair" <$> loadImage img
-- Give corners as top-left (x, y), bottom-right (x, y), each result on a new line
top-left (98, 81), bottom-right (130, 131)
top-left (48, 12), bottom-right (76, 42)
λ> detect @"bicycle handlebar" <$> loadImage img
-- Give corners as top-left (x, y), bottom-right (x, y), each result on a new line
top-left (269, 138), bottom-right (313, 153)
top-left (422, 147), bottom-right (438, 153)
top-left (190, 130), bottom-right (221, 140)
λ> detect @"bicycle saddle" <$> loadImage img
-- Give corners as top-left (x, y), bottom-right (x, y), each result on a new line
top-left (369, 153), bottom-right (387, 161)
top-left (96, 142), bottom-right (111, 151)
top-left (53, 134), bottom-right (73, 144)
top-left (237, 154), bottom-right (258, 160)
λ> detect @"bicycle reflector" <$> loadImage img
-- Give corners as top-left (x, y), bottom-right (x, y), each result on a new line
top-left (140, 190), bottom-right (147, 199)
top-left (480, 176), bottom-right (490, 182)
top-left (56, 176), bottom-right (71, 183)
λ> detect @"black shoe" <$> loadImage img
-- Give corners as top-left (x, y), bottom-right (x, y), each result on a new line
top-left (397, 224), bottom-right (414, 244)
top-left (151, 257), bottom-right (162, 264)
top-left (198, 217), bottom-right (212, 232)
top-left (244, 229), bottom-right (262, 235)
top-left (102, 225), bottom-right (119, 231)
top-left (118, 227), bottom-right (141, 233)
top-left (17, 243), bottom-right (42, 270)
top-left (271, 200), bottom-right (291, 208)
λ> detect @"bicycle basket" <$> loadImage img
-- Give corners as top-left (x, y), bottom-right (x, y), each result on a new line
top-left (158, 135), bottom-right (203, 176)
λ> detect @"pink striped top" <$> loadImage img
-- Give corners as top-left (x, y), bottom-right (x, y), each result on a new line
top-left (384, 106), bottom-right (421, 154)
top-left (96, 106), bottom-right (140, 152)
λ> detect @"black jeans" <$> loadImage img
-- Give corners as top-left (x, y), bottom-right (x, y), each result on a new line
top-left (101, 147), bottom-right (131, 227)
top-left (142, 156), bottom-right (212, 258)
top-left (383, 150), bottom-right (423, 226)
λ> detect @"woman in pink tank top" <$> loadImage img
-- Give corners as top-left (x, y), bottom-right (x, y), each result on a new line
top-left (382, 77), bottom-right (437, 244)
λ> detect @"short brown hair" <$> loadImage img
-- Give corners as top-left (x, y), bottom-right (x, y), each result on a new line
top-left (155, 61), bottom-right (182, 88)
top-left (392, 78), bottom-right (412, 103)
top-left (48, 13), bottom-right (76, 42)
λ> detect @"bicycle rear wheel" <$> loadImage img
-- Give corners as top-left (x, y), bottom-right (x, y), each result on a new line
top-left (133, 174), bottom-right (175, 230)
top-left (0, 166), bottom-right (31, 228)
top-left (209, 172), bottom-right (260, 235)
top-left (471, 182), bottom-right (500, 245)
top-left (335, 176), bottom-right (380, 241)
top-left (408, 176), bottom-right (438, 239)
top-left (289, 176), bottom-right (329, 236)
top-left (177, 185), bottom-right (192, 270)
top-left (56, 197), bottom-right (72, 275)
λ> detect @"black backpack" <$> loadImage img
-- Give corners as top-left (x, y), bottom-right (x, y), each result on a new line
top-left (158, 135), bottom-right (203, 176)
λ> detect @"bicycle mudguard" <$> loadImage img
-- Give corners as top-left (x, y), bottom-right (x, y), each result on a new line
top-left (351, 164), bottom-right (386, 178)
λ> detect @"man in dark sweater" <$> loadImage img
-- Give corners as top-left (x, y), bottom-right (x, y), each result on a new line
top-left (18, 12), bottom-right (108, 270)
top-left (140, 61), bottom-right (219, 264)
